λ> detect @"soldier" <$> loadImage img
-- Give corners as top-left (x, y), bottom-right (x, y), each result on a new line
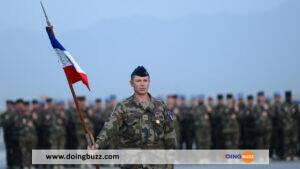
top-left (178, 95), bottom-right (193, 149)
top-left (19, 101), bottom-right (37, 169)
top-left (211, 94), bottom-right (226, 149)
top-left (240, 95), bottom-right (257, 149)
top-left (51, 100), bottom-right (67, 149)
top-left (102, 95), bottom-right (117, 123)
top-left (38, 98), bottom-right (55, 149)
top-left (11, 99), bottom-right (25, 169)
top-left (167, 95), bottom-right (181, 149)
top-left (223, 94), bottom-right (239, 149)
top-left (90, 66), bottom-right (177, 169)
top-left (237, 93), bottom-right (246, 113)
top-left (74, 96), bottom-right (93, 149)
top-left (0, 100), bottom-right (15, 169)
top-left (180, 96), bottom-right (196, 149)
top-left (270, 92), bottom-right (283, 159)
top-left (194, 95), bottom-right (211, 149)
top-left (280, 91), bottom-right (299, 160)
top-left (254, 91), bottom-right (272, 150)
top-left (93, 98), bottom-right (104, 137)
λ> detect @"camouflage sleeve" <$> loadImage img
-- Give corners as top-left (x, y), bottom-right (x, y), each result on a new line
top-left (162, 103), bottom-right (177, 149)
top-left (95, 103), bottom-right (124, 149)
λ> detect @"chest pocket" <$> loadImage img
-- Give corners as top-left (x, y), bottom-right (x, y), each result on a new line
top-left (121, 111), bottom-right (141, 140)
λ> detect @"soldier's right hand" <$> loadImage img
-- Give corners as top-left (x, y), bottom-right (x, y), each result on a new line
top-left (87, 143), bottom-right (99, 150)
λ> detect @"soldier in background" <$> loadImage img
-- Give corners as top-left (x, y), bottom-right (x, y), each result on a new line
top-left (102, 95), bottom-right (117, 123)
top-left (51, 100), bottom-right (67, 149)
top-left (237, 93), bottom-right (246, 113)
top-left (177, 95), bottom-right (190, 149)
top-left (240, 95), bottom-right (257, 149)
top-left (93, 98), bottom-right (104, 137)
top-left (270, 92), bottom-right (283, 159)
top-left (167, 95), bottom-right (181, 149)
top-left (74, 96), bottom-right (93, 149)
top-left (0, 100), bottom-right (15, 169)
top-left (180, 96), bottom-right (195, 149)
top-left (194, 95), bottom-right (211, 149)
top-left (211, 94), bottom-right (226, 149)
top-left (255, 91), bottom-right (272, 150)
top-left (280, 91), bottom-right (299, 160)
top-left (38, 98), bottom-right (55, 149)
top-left (11, 99), bottom-right (25, 169)
top-left (223, 94), bottom-right (239, 149)
top-left (19, 101), bottom-right (37, 169)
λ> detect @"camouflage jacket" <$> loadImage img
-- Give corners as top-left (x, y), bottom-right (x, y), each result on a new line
top-left (96, 94), bottom-right (177, 149)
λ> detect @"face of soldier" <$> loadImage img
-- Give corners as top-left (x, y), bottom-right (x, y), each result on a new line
top-left (227, 99), bottom-right (234, 108)
top-left (192, 99), bottom-right (198, 107)
top-left (31, 103), bottom-right (39, 110)
top-left (167, 97), bottom-right (177, 109)
top-left (95, 102), bottom-right (101, 109)
top-left (78, 100), bottom-right (86, 109)
top-left (286, 96), bottom-right (292, 103)
top-left (258, 96), bottom-right (265, 104)
top-left (274, 96), bottom-right (281, 103)
top-left (15, 103), bottom-right (25, 112)
top-left (6, 103), bottom-right (14, 112)
top-left (46, 102), bottom-right (53, 109)
top-left (247, 99), bottom-right (254, 107)
top-left (130, 76), bottom-right (150, 95)
top-left (217, 99), bottom-right (224, 106)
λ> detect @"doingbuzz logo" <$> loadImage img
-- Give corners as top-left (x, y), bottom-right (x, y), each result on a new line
top-left (225, 151), bottom-right (254, 163)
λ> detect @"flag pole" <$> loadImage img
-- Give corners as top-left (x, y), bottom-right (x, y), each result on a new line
top-left (41, 2), bottom-right (100, 168)
top-left (67, 81), bottom-right (95, 145)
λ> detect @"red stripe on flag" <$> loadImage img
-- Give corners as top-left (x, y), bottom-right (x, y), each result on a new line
top-left (63, 65), bottom-right (90, 90)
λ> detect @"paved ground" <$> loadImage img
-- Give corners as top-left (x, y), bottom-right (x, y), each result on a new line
top-left (0, 130), bottom-right (299, 169)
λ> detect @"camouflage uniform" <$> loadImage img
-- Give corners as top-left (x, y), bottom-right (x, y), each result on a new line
top-left (240, 105), bottom-right (257, 149)
top-left (74, 108), bottom-right (93, 149)
top-left (270, 101), bottom-right (283, 159)
top-left (19, 112), bottom-right (37, 169)
top-left (211, 104), bottom-right (226, 149)
top-left (223, 107), bottom-right (240, 149)
top-left (0, 110), bottom-right (15, 169)
top-left (179, 105), bottom-right (194, 149)
top-left (50, 109), bottom-right (67, 149)
top-left (10, 110), bottom-right (23, 169)
top-left (168, 106), bottom-right (181, 149)
top-left (96, 94), bottom-right (177, 169)
top-left (38, 108), bottom-right (56, 149)
top-left (194, 104), bottom-right (211, 149)
top-left (254, 105), bottom-right (272, 149)
top-left (280, 102), bottom-right (299, 160)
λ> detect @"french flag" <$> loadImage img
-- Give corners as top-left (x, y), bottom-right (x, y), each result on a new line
top-left (46, 26), bottom-right (90, 90)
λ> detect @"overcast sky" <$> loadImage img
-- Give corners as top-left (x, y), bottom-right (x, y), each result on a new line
top-left (1, 0), bottom-right (299, 110)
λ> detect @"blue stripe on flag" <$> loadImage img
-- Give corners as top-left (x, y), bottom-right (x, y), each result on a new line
top-left (46, 28), bottom-right (66, 51)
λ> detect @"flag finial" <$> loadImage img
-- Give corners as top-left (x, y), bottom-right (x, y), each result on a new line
top-left (40, 1), bottom-right (52, 27)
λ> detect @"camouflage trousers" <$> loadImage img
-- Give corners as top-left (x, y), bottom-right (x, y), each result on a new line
top-left (224, 133), bottom-right (239, 149)
top-left (195, 129), bottom-right (211, 149)
top-left (20, 137), bottom-right (37, 169)
top-left (256, 131), bottom-right (272, 149)
top-left (282, 129), bottom-right (298, 160)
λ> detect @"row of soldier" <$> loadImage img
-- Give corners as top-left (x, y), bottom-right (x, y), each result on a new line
top-left (1, 91), bottom-right (300, 168)
top-left (169, 91), bottom-right (300, 161)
